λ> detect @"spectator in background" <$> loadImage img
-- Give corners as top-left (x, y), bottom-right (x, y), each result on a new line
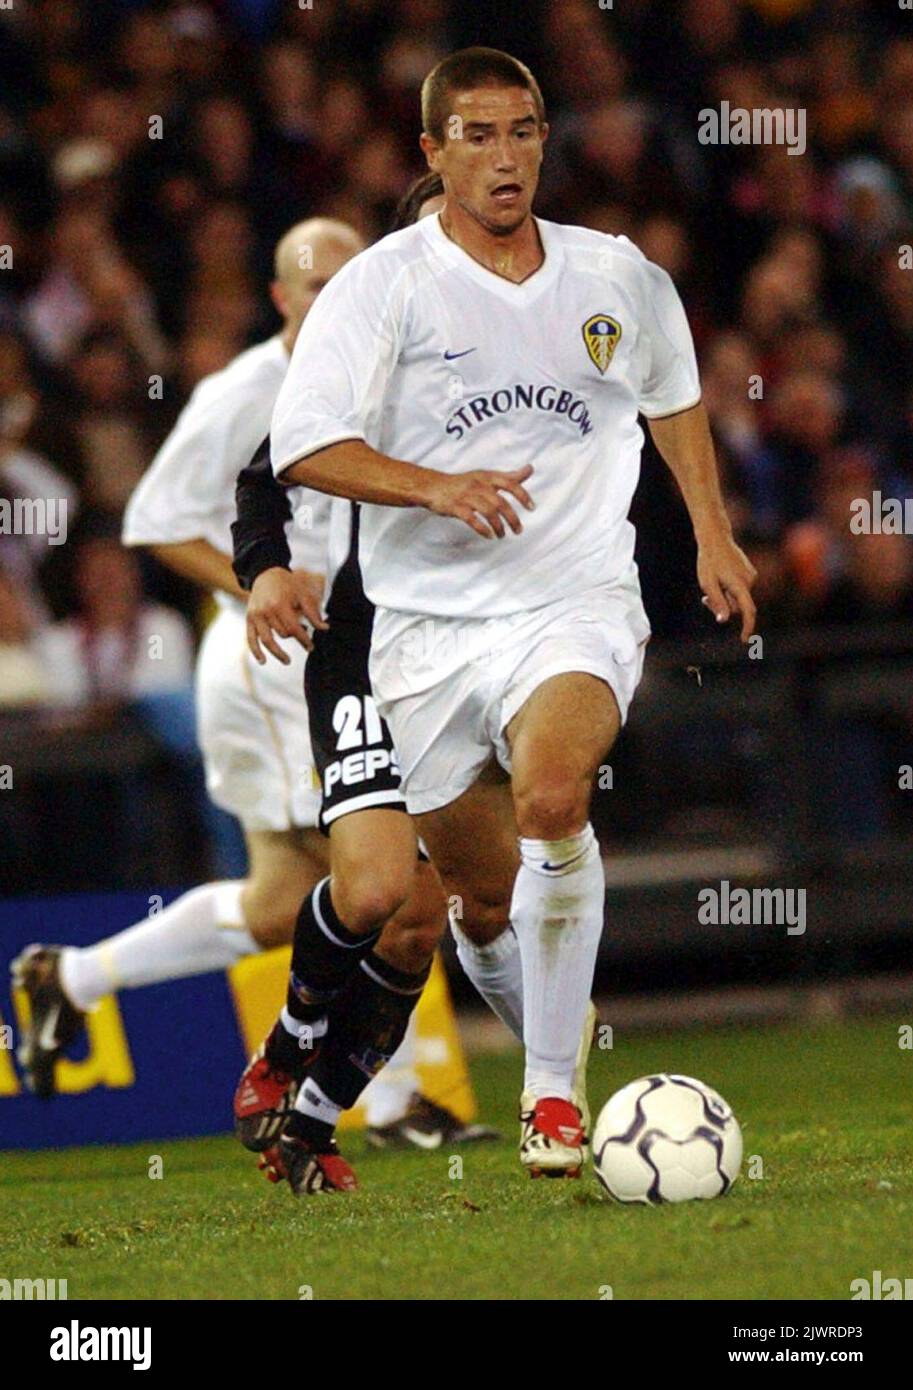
top-left (193, 96), bottom-right (255, 202)
top-left (169, 2), bottom-right (228, 95)
top-left (60, 330), bottom-right (155, 515)
top-left (739, 254), bottom-right (816, 361)
top-left (0, 566), bottom-right (50, 708)
top-left (34, 534), bottom-right (194, 713)
top-left (257, 40), bottom-right (331, 219)
top-left (377, 0), bottom-right (451, 144)
top-left (181, 201), bottom-right (259, 345)
top-left (701, 330), bottom-right (764, 530)
top-left (27, 526), bottom-right (242, 858)
top-left (342, 127), bottom-right (412, 233)
top-left (0, 201), bottom-right (43, 308)
top-left (0, 365), bottom-right (77, 625)
top-left (22, 204), bottom-right (169, 373)
top-left (21, 206), bottom-right (108, 364)
top-left (113, 7), bottom-right (180, 118)
top-left (835, 158), bottom-right (903, 262)
top-left (820, 529), bottom-right (913, 625)
top-left (742, 369), bottom-right (845, 532)
top-left (810, 28), bottom-right (876, 159)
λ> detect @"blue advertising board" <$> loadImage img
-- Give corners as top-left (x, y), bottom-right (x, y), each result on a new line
top-left (0, 889), bottom-right (474, 1152)
top-left (0, 890), bottom-right (248, 1151)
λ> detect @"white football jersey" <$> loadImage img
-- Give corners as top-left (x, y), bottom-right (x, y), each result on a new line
top-left (271, 214), bottom-right (700, 619)
top-left (124, 335), bottom-right (331, 610)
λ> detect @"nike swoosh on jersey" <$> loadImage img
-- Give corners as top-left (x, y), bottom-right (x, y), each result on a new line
top-left (442, 348), bottom-right (477, 360)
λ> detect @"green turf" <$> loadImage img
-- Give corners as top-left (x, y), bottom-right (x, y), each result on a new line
top-left (2, 1017), bottom-right (912, 1300)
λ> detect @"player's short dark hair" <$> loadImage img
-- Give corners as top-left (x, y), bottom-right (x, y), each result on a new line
top-left (390, 172), bottom-right (444, 232)
top-left (421, 47), bottom-right (545, 143)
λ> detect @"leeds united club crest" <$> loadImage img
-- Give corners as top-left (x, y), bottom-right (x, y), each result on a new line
top-left (582, 314), bottom-right (622, 375)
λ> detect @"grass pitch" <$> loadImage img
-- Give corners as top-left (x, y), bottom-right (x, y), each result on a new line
top-left (2, 1016), bottom-right (911, 1301)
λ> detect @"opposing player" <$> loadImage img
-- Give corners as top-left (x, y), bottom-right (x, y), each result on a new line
top-left (267, 48), bottom-right (757, 1179)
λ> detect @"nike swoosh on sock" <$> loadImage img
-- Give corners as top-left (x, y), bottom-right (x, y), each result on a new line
top-left (540, 849), bottom-right (589, 873)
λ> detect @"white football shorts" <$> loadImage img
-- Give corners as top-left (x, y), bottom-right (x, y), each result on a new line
top-left (195, 604), bottom-right (321, 832)
top-left (368, 573), bottom-right (650, 816)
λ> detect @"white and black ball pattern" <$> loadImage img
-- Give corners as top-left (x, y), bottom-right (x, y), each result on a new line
top-left (593, 1073), bottom-right (743, 1204)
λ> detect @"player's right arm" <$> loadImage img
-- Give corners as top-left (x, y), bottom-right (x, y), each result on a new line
top-left (270, 252), bottom-right (534, 540)
top-left (283, 440), bottom-right (534, 541)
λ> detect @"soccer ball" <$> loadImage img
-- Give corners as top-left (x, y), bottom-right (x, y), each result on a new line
top-left (593, 1073), bottom-right (742, 1204)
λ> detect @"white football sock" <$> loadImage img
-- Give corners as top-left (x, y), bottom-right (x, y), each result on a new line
top-left (449, 908), bottom-right (524, 1042)
top-left (59, 882), bottom-right (257, 1011)
top-left (362, 1013), bottom-right (420, 1127)
top-left (279, 1006), bottom-right (328, 1046)
top-left (510, 825), bottom-right (603, 1102)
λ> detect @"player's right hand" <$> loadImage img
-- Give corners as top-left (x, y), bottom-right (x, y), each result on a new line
top-left (247, 568), bottom-right (328, 665)
top-left (422, 465), bottom-right (535, 539)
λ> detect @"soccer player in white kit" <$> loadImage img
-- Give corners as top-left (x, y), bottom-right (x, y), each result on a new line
top-left (269, 49), bottom-right (758, 1177)
top-left (11, 220), bottom-right (362, 1093)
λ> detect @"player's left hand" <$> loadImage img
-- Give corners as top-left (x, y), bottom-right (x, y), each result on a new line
top-left (696, 530), bottom-right (758, 643)
top-left (247, 567), bottom-right (327, 664)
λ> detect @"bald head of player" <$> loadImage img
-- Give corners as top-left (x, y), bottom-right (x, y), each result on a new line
top-left (271, 217), bottom-right (365, 352)
top-left (419, 47), bottom-right (548, 239)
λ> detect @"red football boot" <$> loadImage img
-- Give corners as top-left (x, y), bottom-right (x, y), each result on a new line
top-left (258, 1135), bottom-right (358, 1195)
top-left (233, 1023), bottom-right (319, 1152)
top-left (519, 1094), bottom-right (585, 1178)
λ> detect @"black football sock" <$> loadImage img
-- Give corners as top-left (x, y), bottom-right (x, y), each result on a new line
top-left (284, 876), bottom-right (381, 1024)
top-left (285, 950), bottom-right (430, 1149)
top-left (265, 1019), bottom-right (313, 1075)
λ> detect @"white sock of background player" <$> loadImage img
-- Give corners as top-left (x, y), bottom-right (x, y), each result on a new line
top-left (510, 825), bottom-right (603, 1104)
top-left (449, 903), bottom-right (524, 1042)
top-left (58, 882), bottom-right (256, 1012)
top-left (362, 1012), bottom-right (420, 1127)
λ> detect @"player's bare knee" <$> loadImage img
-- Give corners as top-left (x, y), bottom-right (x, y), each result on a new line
top-left (242, 896), bottom-right (297, 950)
top-left (376, 925), bottom-right (435, 975)
top-left (380, 912), bottom-right (440, 972)
top-left (384, 878), bottom-right (445, 957)
top-left (513, 779), bottom-right (589, 841)
top-left (332, 869), bottom-right (411, 935)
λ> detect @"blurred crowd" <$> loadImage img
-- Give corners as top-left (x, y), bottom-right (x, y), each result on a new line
top-left (0, 0), bottom-right (911, 760)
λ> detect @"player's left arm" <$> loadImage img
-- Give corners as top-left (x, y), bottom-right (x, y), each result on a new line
top-left (648, 401), bottom-right (757, 642)
top-left (232, 436), bottom-right (327, 664)
top-left (635, 252), bottom-right (756, 642)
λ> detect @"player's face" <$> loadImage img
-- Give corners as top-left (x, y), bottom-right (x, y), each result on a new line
top-left (422, 85), bottom-right (547, 237)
